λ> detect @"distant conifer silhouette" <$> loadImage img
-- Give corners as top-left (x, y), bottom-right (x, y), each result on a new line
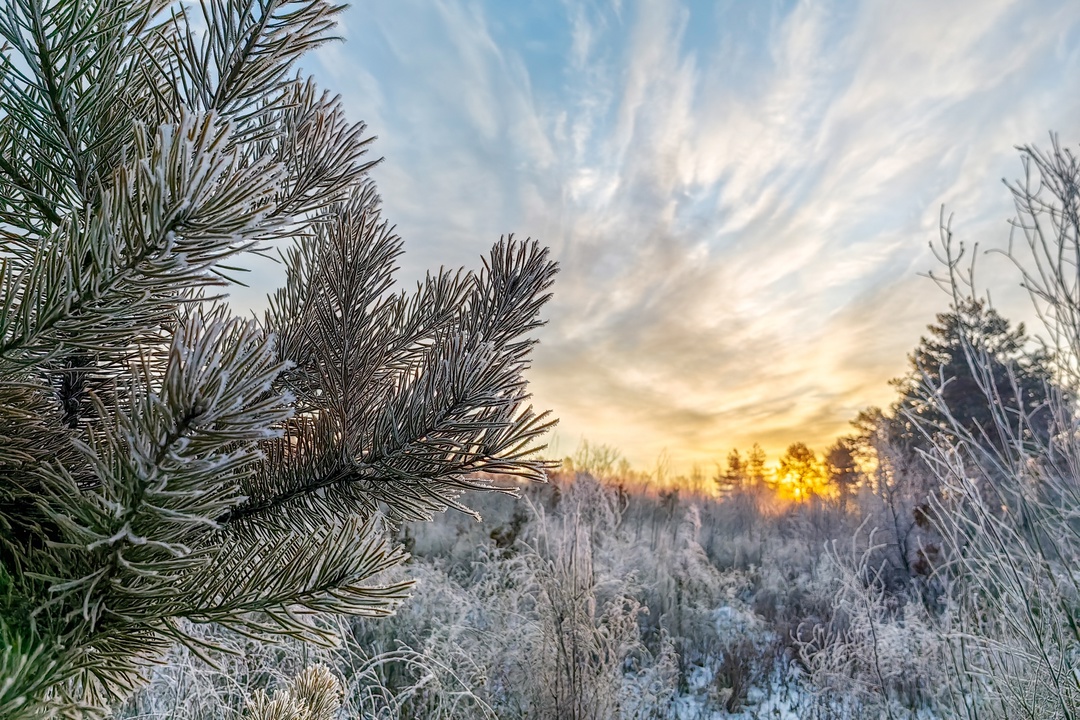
top-left (890, 299), bottom-right (1052, 452)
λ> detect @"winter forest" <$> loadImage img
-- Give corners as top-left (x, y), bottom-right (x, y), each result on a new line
top-left (1, 0), bottom-right (1080, 719)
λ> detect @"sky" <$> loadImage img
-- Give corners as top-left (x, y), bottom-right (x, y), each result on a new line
top-left (244, 0), bottom-right (1080, 474)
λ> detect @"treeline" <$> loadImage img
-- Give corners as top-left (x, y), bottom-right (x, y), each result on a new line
top-left (680, 295), bottom-right (1056, 512)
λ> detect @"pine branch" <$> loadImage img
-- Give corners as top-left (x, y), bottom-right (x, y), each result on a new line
top-left (178, 516), bottom-right (411, 643)
top-left (233, 214), bottom-right (557, 529)
top-left (0, 0), bottom-right (172, 230)
top-left (0, 112), bottom-right (281, 363)
top-left (0, 0), bottom-right (557, 713)
top-left (30, 309), bottom-right (288, 631)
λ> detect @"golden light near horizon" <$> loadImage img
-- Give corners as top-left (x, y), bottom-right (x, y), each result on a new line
top-left (556, 438), bottom-right (846, 506)
top-left (773, 467), bottom-right (834, 504)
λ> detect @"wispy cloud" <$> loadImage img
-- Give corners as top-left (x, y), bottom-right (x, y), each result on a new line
top-left (287, 0), bottom-right (1080, 471)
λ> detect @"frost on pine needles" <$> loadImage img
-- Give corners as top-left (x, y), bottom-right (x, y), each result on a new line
top-left (0, 0), bottom-right (557, 717)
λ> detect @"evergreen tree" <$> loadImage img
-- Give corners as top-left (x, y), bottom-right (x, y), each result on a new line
top-left (777, 442), bottom-right (826, 498)
top-left (746, 443), bottom-right (766, 486)
top-left (825, 436), bottom-right (859, 512)
top-left (889, 299), bottom-right (1052, 452)
top-left (715, 448), bottom-right (746, 494)
top-left (0, 1), bottom-right (556, 716)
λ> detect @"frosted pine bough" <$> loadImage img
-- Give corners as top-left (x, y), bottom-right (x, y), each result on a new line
top-left (0, 0), bottom-right (557, 717)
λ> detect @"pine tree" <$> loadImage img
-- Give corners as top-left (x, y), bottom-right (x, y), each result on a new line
top-left (777, 442), bottom-right (826, 498)
top-left (825, 437), bottom-right (859, 512)
top-left (746, 443), bottom-right (766, 487)
top-left (714, 448), bottom-right (745, 494)
top-left (889, 299), bottom-right (1052, 452)
top-left (0, 1), bottom-right (557, 716)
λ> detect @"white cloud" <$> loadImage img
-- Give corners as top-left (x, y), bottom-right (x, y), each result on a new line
top-left (274, 0), bottom-right (1080, 472)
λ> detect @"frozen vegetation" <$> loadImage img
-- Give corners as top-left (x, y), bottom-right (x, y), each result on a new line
top-left (116, 200), bottom-right (1080, 716)
top-left (82, 97), bottom-right (1080, 717)
top-left (115, 404), bottom-right (1080, 720)
top-left (3, 0), bottom-right (1080, 716)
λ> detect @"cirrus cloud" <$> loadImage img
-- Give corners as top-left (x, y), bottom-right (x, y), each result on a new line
top-left (262, 0), bottom-right (1080, 472)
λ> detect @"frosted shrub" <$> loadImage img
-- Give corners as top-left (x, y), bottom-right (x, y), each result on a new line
top-left (113, 612), bottom-right (496, 720)
top-left (508, 475), bottom-right (657, 719)
top-left (801, 531), bottom-right (952, 717)
top-left (309, 475), bottom-right (681, 719)
top-left (923, 421), bottom-right (1080, 719)
top-left (911, 141), bottom-right (1080, 719)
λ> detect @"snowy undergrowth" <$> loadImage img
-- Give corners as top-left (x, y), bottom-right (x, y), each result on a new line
top-left (116, 473), bottom-right (966, 718)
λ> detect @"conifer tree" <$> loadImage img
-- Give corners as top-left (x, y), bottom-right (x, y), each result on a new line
top-left (0, 1), bottom-right (556, 716)
top-left (890, 299), bottom-right (1052, 451)
top-left (777, 442), bottom-right (826, 497)
top-left (715, 448), bottom-right (746, 494)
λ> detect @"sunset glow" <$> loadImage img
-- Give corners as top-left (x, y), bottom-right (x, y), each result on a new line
top-left (235, 0), bottom-right (1080, 475)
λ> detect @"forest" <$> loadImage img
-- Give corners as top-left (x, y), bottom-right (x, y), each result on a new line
top-left (0, 0), bottom-right (1078, 719)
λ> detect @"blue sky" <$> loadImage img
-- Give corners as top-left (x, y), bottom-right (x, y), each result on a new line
top-left (245, 0), bottom-right (1080, 472)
